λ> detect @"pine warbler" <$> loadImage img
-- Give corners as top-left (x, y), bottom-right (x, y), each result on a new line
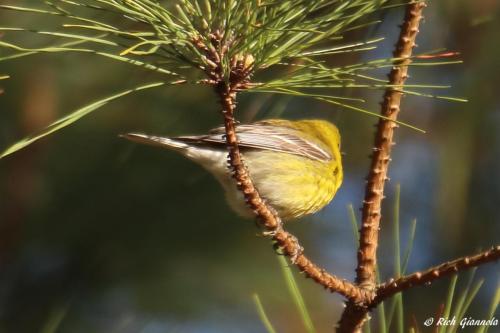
top-left (122, 119), bottom-right (343, 220)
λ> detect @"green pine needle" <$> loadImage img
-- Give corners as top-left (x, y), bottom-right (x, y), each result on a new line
top-left (439, 275), bottom-right (459, 333)
top-left (252, 294), bottom-right (278, 333)
top-left (39, 304), bottom-right (69, 333)
top-left (277, 255), bottom-right (317, 333)
top-left (0, 81), bottom-right (168, 159)
top-left (479, 281), bottom-right (500, 333)
top-left (449, 269), bottom-right (478, 333)
top-left (347, 203), bottom-right (360, 243)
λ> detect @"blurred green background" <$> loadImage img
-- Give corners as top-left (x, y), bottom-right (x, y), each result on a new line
top-left (0, 1), bottom-right (499, 332)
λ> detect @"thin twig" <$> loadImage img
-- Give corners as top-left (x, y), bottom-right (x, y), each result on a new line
top-left (202, 32), bottom-right (372, 303)
top-left (217, 73), bottom-right (371, 303)
top-left (374, 246), bottom-right (500, 305)
top-left (338, 2), bottom-right (427, 331)
top-left (356, 0), bottom-right (426, 290)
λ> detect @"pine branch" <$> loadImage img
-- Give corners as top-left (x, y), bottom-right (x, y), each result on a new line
top-left (374, 246), bottom-right (500, 305)
top-left (338, 1), bottom-right (427, 331)
top-left (356, 0), bottom-right (426, 290)
top-left (220, 82), bottom-right (371, 301)
top-left (202, 31), bottom-right (372, 303)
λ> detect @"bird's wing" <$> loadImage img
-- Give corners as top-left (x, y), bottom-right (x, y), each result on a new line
top-left (175, 123), bottom-right (331, 162)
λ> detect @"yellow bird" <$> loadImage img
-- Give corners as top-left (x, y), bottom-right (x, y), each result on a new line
top-left (122, 119), bottom-right (343, 220)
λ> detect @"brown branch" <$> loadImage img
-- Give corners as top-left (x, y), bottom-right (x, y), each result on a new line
top-left (216, 81), bottom-right (280, 230)
top-left (274, 229), bottom-right (373, 302)
top-left (217, 77), bottom-right (371, 303)
top-left (338, 1), bottom-right (427, 331)
top-left (356, 0), bottom-right (426, 290)
top-left (197, 33), bottom-right (372, 303)
top-left (373, 246), bottom-right (500, 306)
top-left (219, 83), bottom-right (371, 300)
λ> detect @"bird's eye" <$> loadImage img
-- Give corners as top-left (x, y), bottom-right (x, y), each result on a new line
top-left (333, 167), bottom-right (339, 175)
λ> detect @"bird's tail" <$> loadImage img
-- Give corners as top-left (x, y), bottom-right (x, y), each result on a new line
top-left (120, 133), bottom-right (189, 152)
